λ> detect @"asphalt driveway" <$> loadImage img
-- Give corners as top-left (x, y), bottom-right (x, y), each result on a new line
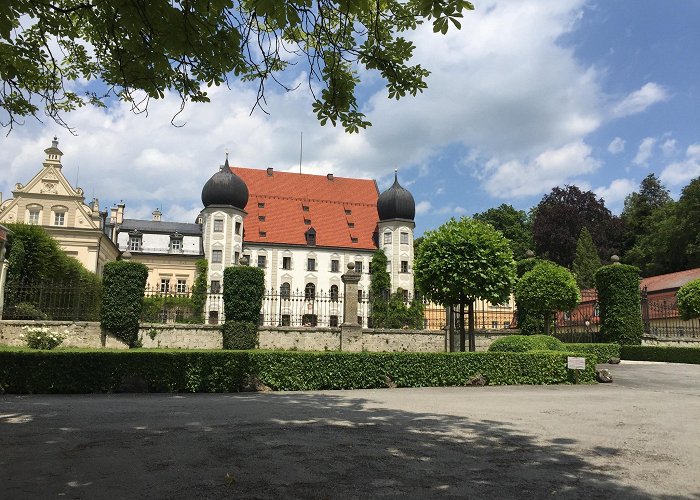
top-left (2, 361), bottom-right (699, 499)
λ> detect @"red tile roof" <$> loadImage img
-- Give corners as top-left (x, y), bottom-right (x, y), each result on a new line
top-left (233, 167), bottom-right (380, 250)
top-left (641, 268), bottom-right (700, 293)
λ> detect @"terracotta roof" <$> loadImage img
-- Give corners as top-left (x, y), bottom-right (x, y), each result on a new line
top-left (233, 167), bottom-right (380, 250)
top-left (641, 268), bottom-right (700, 293)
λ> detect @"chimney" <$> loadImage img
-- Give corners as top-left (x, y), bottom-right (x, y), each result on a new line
top-left (327, 173), bottom-right (334, 181)
top-left (152, 209), bottom-right (162, 222)
top-left (266, 167), bottom-right (273, 176)
top-left (116, 202), bottom-right (125, 224)
top-left (110, 206), bottom-right (118, 225)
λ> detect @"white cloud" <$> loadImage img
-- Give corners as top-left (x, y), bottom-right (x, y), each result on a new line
top-left (482, 141), bottom-right (600, 198)
top-left (607, 137), bottom-right (625, 154)
top-left (633, 137), bottom-right (656, 166)
top-left (660, 144), bottom-right (700, 186)
top-left (611, 82), bottom-right (670, 118)
top-left (414, 200), bottom-right (466, 216)
top-left (661, 138), bottom-right (677, 157)
top-left (415, 201), bottom-right (433, 216)
top-left (594, 178), bottom-right (637, 209)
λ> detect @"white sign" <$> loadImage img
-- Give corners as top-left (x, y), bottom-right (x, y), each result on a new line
top-left (567, 356), bottom-right (586, 370)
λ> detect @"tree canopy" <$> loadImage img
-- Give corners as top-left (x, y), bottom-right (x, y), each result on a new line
top-left (1, 0), bottom-right (473, 132)
top-left (473, 203), bottom-right (533, 260)
top-left (621, 174), bottom-right (672, 258)
top-left (571, 227), bottom-right (601, 290)
top-left (533, 185), bottom-right (621, 268)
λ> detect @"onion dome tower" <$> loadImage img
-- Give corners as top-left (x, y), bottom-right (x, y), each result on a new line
top-left (200, 154), bottom-right (249, 324)
top-left (377, 170), bottom-right (416, 294)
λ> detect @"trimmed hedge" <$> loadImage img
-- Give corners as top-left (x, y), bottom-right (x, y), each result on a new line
top-left (101, 261), bottom-right (149, 347)
top-left (676, 278), bottom-right (700, 320)
top-left (488, 334), bottom-right (565, 352)
top-left (621, 345), bottom-right (700, 365)
top-left (0, 350), bottom-right (596, 393)
top-left (566, 343), bottom-right (621, 364)
top-left (222, 321), bottom-right (258, 350)
top-left (595, 264), bottom-right (644, 345)
top-left (223, 266), bottom-right (265, 323)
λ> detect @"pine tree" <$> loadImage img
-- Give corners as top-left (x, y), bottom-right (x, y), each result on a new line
top-left (571, 227), bottom-right (601, 289)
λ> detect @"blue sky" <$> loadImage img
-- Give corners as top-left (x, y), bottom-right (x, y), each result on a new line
top-left (2, 1), bottom-right (699, 237)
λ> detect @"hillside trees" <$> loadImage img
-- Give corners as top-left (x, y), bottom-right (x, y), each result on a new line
top-left (1, 0), bottom-right (474, 133)
top-left (473, 204), bottom-right (533, 260)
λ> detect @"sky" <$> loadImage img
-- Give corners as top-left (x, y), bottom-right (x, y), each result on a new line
top-left (2, 1), bottom-right (699, 237)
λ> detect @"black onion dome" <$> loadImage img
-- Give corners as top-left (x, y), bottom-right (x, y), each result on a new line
top-left (201, 156), bottom-right (249, 209)
top-left (377, 170), bottom-right (415, 221)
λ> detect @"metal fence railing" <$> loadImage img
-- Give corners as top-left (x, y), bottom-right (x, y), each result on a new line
top-left (1, 281), bottom-right (102, 322)
top-left (643, 291), bottom-right (700, 338)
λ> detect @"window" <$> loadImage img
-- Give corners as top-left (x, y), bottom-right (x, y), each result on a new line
top-left (400, 260), bottom-right (408, 273)
top-left (234, 221), bottom-right (241, 235)
top-left (170, 239), bottom-right (182, 252)
top-left (384, 232), bottom-right (392, 244)
top-left (355, 261), bottom-right (363, 274)
top-left (305, 283), bottom-right (316, 300)
top-left (345, 209), bottom-right (352, 215)
top-left (402, 289), bottom-right (409, 302)
top-left (213, 219), bottom-right (224, 232)
top-left (351, 237), bottom-right (358, 243)
top-left (307, 258), bottom-right (316, 271)
top-left (329, 315), bottom-right (339, 327)
top-left (357, 316), bottom-right (363, 326)
top-left (129, 236), bottom-right (141, 251)
top-left (504, 321), bottom-right (511, 328)
top-left (208, 311), bottom-right (219, 325)
top-left (234, 251), bottom-right (240, 264)
top-left (304, 218), bottom-right (311, 225)
top-left (302, 314), bottom-right (318, 326)
top-left (54, 212), bottom-right (65, 226)
top-left (400, 232), bottom-right (409, 244)
top-left (28, 210), bottom-right (40, 225)
top-left (258, 202), bottom-right (265, 208)
top-left (282, 256), bottom-right (292, 270)
top-left (257, 255), bottom-right (267, 268)
top-left (331, 259), bottom-right (340, 273)
top-left (492, 321), bottom-right (499, 329)
top-left (176, 279), bottom-right (187, 293)
top-left (280, 282), bottom-right (291, 299)
top-left (160, 278), bottom-right (170, 293)
top-left (281, 314), bottom-right (291, 326)
top-left (258, 215), bottom-right (266, 222)
top-left (212, 249), bottom-right (222, 263)
top-left (210, 280), bottom-right (221, 293)
top-left (330, 285), bottom-right (339, 302)
top-left (306, 228), bottom-right (316, 246)
top-left (259, 231), bottom-right (267, 237)
top-left (348, 222), bottom-right (355, 228)
top-left (259, 314), bottom-right (264, 326)
top-left (302, 205), bottom-right (309, 212)
top-left (357, 289), bottom-right (363, 302)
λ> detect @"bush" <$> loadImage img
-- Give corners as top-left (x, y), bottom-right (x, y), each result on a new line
top-left (515, 258), bottom-right (546, 336)
top-left (566, 343), bottom-right (621, 364)
top-left (223, 266), bottom-right (265, 323)
top-left (595, 264), bottom-right (644, 345)
top-left (0, 350), bottom-right (597, 393)
top-left (101, 261), bottom-right (149, 347)
top-left (190, 259), bottom-right (208, 322)
top-left (9, 302), bottom-right (48, 320)
top-left (621, 345), bottom-right (700, 364)
top-left (677, 278), bottom-right (700, 320)
top-left (488, 334), bottom-right (565, 353)
top-left (222, 321), bottom-right (258, 350)
top-left (21, 325), bottom-right (66, 349)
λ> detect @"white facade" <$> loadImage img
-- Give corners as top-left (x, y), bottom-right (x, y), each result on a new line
top-left (378, 219), bottom-right (415, 296)
top-left (116, 232), bottom-right (201, 256)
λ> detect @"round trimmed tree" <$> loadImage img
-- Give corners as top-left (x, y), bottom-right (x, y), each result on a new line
top-left (514, 261), bottom-right (580, 335)
top-left (414, 217), bottom-right (516, 352)
top-left (677, 278), bottom-right (700, 321)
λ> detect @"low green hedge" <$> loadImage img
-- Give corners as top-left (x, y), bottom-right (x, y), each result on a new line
top-left (0, 350), bottom-right (596, 393)
top-left (488, 334), bottom-right (565, 352)
top-left (222, 321), bottom-right (258, 350)
top-left (621, 345), bottom-right (700, 365)
top-left (566, 343), bottom-right (621, 364)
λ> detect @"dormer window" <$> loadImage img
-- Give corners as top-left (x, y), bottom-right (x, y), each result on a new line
top-left (129, 236), bottom-right (141, 251)
top-left (302, 205), bottom-right (309, 212)
top-left (258, 202), bottom-right (265, 209)
top-left (348, 222), bottom-right (355, 228)
top-left (305, 227), bottom-right (316, 246)
top-left (345, 209), bottom-right (352, 215)
top-left (170, 232), bottom-right (183, 253)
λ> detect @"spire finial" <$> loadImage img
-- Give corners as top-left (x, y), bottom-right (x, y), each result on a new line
top-left (223, 150), bottom-right (230, 170)
top-left (394, 168), bottom-right (398, 183)
top-left (52, 136), bottom-right (58, 148)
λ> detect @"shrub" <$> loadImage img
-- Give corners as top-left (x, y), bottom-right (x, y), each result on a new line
top-left (488, 334), bottom-right (565, 353)
top-left (595, 264), bottom-right (644, 345)
top-left (676, 278), bottom-right (700, 320)
top-left (21, 325), bottom-right (66, 349)
top-left (190, 259), bottom-right (208, 322)
top-left (101, 261), bottom-right (149, 347)
top-left (222, 321), bottom-right (258, 350)
top-left (0, 350), bottom-right (597, 393)
top-left (515, 262), bottom-right (580, 335)
top-left (566, 343), bottom-right (620, 364)
top-left (9, 302), bottom-right (48, 320)
top-left (222, 266), bottom-right (265, 323)
top-left (621, 345), bottom-right (700, 364)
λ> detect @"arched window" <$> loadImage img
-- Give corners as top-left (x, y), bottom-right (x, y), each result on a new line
top-left (280, 282), bottom-right (291, 300)
top-left (330, 284), bottom-right (339, 302)
top-left (305, 283), bottom-right (316, 300)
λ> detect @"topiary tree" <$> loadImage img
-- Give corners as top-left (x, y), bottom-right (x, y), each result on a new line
top-left (222, 266), bottom-right (265, 350)
top-left (101, 260), bottom-right (148, 347)
top-left (369, 249), bottom-right (391, 327)
top-left (571, 227), bottom-right (602, 289)
top-left (414, 217), bottom-right (516, 351)
top-left (594, 263), bottom-right (644, 345)
top-left (676, 278), bottom-right (700, 321)
top-left (514, 261), bottom-right (580, 336)
top-left (190, 259), bottom-right (208, 323)
top-left (514, 254), bottom-right (546, 335)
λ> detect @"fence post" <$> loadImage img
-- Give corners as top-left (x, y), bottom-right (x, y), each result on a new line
top-left (340, 262), bottom-right (362, 351)
top-left (641, 286), bottom-right (650, 335)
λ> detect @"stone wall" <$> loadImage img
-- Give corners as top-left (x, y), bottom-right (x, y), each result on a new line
top-left (139, 324), bottom-right (222, 349)
top-left (449, 329), bottom-right (514, 352)
top-left (642, 335), bottom-right (700, 348)
top-left (258, 327), bottom-right (341, 351)
top-left (0, 320), bottom-right (127, 348)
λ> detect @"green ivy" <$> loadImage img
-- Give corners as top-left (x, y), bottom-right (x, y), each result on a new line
top-left (222, 321), bottom-right (258, 349)
top-left (676, 278), bottom-right (700, 320)
top-left (0, 350), bottom-right (597, 393)
top-left (141, 295), bottom-right (199, 324)
top-left (595, 264), bottom-right (644, 345)
top-left (101, 261), bottom-right (149, 347)
top-left (621, 345), bottom-right (700, 364)
top-left (222, 266), bottom-right (265, 323)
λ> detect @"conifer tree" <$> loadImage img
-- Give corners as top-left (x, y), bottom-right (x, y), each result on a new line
top-left (571, 227), bottom-right (601, 289)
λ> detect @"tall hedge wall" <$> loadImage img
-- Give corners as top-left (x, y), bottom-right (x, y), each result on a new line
top-left (0, 350), bottom-right (597, 393)
top-left (222, 266), bottom-right (265, 323)
top-left (594, 264), bottom-right (644, 345)
top-left (101, 261), bottom-right (149, 347)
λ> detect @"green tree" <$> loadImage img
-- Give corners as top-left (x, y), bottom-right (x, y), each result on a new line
top-left (571, 227), bottom-right (601, 289)
top-left (621, 174), bottom-right (672, 256)
top-left (414, 217), bottom-right (516, 351)
top-left (514, 261), bottom-right (580, 336)
top-left (1, 0), bottom-right (473, 133)
top-left (101, 260), bottom-right (148, 347)
top-left (190, 259), bottom-right (208, 322)
top-left (514, 254), bottom-right (547, 335)
top-left (473, 204), bottom-right (533, 260)
top-left (369, 249), bottom-right (391, 327)
top-left (677, 278), bottom-right (700, 321)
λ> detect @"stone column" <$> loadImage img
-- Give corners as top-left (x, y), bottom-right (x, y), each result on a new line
top-left (340, 262), bottom-right (362, 351)
top-left (0, 225), bottom-right (10, 319)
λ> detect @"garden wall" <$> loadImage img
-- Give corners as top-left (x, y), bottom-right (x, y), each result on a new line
top-left (0, 320), bottom-right (126, 349)
top-left (641, 335), bottom-right (700, 348)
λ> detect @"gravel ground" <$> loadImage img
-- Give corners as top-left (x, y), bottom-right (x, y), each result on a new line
top-left (1, 361), bottom-right (699, 499)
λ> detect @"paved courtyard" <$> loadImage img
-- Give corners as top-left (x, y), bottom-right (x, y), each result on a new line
top-left (2, 361), bottom-right (699, 499)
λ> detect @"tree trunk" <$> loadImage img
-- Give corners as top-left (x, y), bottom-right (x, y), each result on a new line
top-left (544, 311), bottom-right (550, 335)
top-left (468, 299), bottom-right (476, 352)
top-left (459, 299), bottom-right (466, 352)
